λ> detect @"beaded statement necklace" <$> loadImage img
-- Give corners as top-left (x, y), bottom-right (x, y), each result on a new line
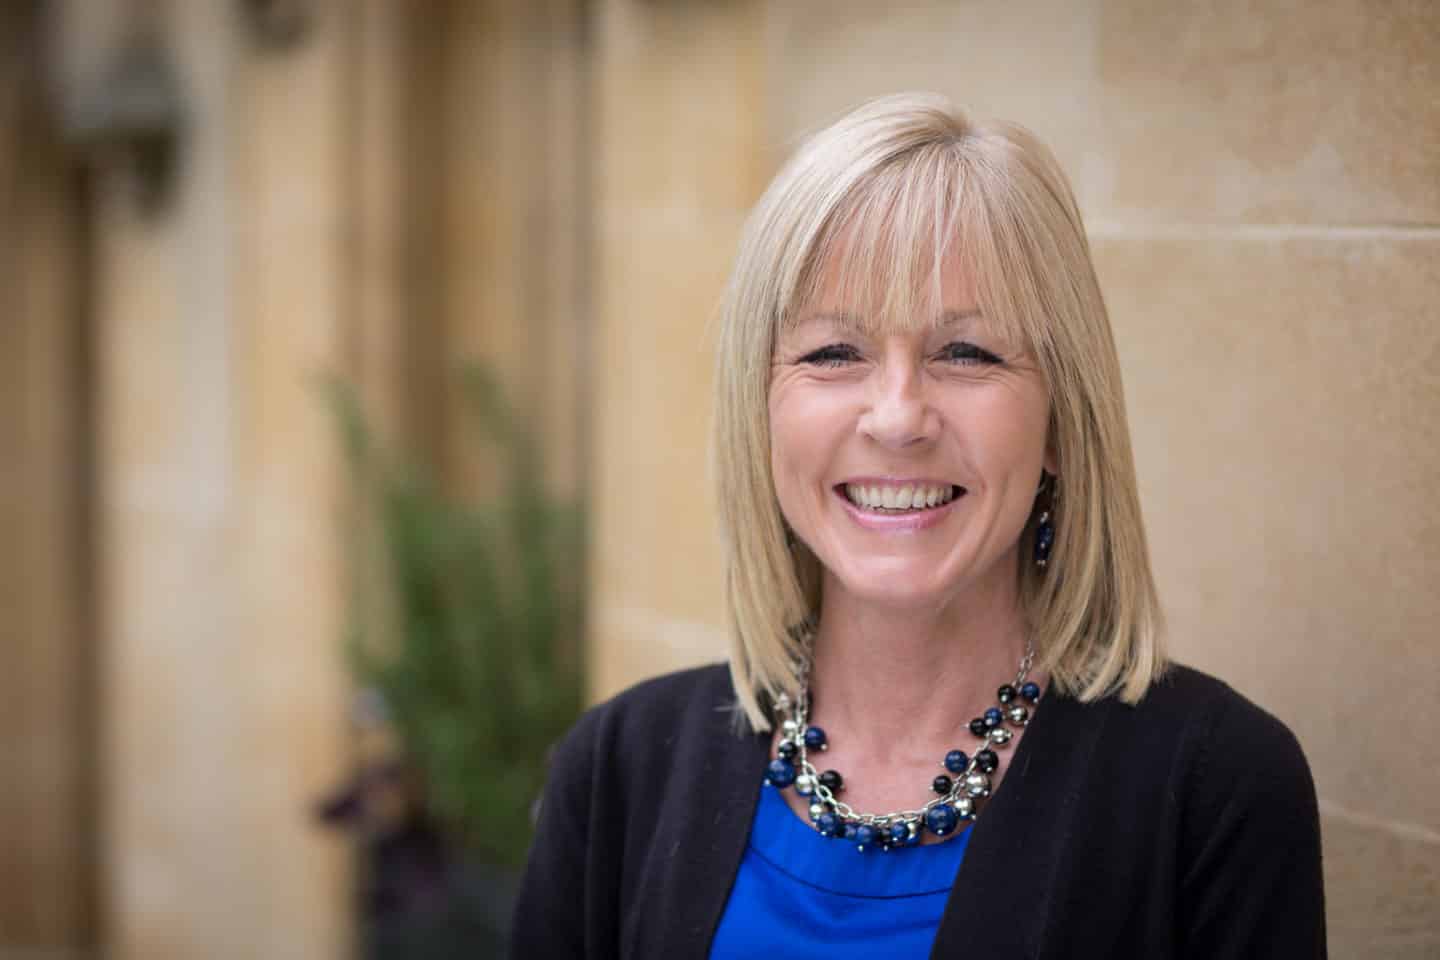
top-left (764, 647), bottom-right (1041, 853)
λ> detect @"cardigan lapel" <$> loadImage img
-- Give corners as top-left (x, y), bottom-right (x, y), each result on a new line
top-left (646, 699), bottom-right (772, 958)
top-left (930, 689), bottom-right (1107, 959)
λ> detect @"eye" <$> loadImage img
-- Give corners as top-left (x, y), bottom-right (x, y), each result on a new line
top-left (799, 343), bottom-right (862, 368)
top-left (937, 341), bottom-right (1002, 366)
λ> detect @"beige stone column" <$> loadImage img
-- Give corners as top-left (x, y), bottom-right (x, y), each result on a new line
top-left (587, 0), bottom-right (768, 700)
top-left (0, 4), bottom-right (94, 953)
top-left (92, 1), bottom-right (353, 956)
top-left (430, 0), bottom-right (589, 500)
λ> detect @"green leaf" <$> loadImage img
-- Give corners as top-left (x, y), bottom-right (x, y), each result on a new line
top-left (328, 362), bottom-right (584, 868)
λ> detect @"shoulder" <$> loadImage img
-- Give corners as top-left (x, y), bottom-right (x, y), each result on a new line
top-left (1155, 665), bottom-right (1317, 818)
top-left (572, 662), bottom-right (737, 741)
top-left (546, 662), bottom-right (741, 784)
top-left (1078, 664), bottom-right (1319, 868)
top-left (1047, 663), bottom-right (1316, 821)
top-left (1125, 670), bottom-right (1325, 950)
top-left (1067, 664), bottom-right (1302, 751)
top-left (597, 661), bottom-right (737, 718)
top-left (1128, 664), bottom-right (1311, 783)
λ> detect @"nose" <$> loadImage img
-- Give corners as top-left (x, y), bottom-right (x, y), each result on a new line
top-left (858, 348), bottom-right (933, 450)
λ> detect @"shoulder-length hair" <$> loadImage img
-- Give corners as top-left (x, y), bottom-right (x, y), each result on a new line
top-left (713, 93), bottom-right (1166, 732)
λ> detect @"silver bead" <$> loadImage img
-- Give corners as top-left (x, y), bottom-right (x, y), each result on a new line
top-left (955, 796), bottom-right (975, 818)
top-left (774, 692), bottom-right (792, 710)
top-left (989, 726), bottom-right (1013, 746)
top-left (1006, 704), bottom-right (1028, 725)
top-left (781, 718), bottom-right (800, 736)
top-left (809, 802), bottom-right (825, 821)
top-left (795, 774), bottom-right (815, 796)
top-left (964, 771), bottom-right (990, 798)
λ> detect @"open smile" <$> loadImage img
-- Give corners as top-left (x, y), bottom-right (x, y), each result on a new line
top-left (833, 480), bottom-right (967, 532)
top-left (837, 481), bottom-right (965, 513)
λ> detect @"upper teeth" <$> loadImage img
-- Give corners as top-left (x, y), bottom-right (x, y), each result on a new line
top-left (845, 483), bottom-right (955, 510)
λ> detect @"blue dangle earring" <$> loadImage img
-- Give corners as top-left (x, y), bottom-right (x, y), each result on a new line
top-left (1034, 472), bottom-right (1056, 569)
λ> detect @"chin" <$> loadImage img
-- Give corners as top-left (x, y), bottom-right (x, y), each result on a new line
top-left (828, 560), bottom-right (959, 610)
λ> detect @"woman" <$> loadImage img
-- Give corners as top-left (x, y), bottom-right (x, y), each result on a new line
top-left (510, 93), bottom-right (1325, 958)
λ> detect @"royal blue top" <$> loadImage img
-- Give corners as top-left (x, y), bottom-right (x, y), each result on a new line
top-left (709, 783), bottom-right (971, 958)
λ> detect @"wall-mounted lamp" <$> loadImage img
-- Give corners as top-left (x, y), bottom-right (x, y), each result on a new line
top-left (238, 0), bottom-right (313, 51)
top-left (64, 31), bottom-right (184, 214)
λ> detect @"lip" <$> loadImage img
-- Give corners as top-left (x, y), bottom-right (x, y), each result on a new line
top-left (833, 481), bottom-right (965, 533)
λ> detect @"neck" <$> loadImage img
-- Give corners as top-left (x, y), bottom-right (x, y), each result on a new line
top-left (808, 555), bottom-right (1033, 764)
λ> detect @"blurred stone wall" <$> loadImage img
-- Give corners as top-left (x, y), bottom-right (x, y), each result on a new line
top-left (1, 0), bottom-right (586, 955)
top-left (588, 1), bottom-right (1439, 956)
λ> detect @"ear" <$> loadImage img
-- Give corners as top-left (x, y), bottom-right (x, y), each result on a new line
top-left (1043, 430), bottom-right (1059, 477)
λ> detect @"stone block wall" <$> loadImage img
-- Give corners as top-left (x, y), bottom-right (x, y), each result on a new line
top-left (589, 2), bottom-right (1440, 954)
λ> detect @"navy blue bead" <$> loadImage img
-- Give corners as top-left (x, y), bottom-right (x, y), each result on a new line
top-left (975, 749), bottom-right (998, 773)
top-left (925, 804), bottom-right (959, 836)
top-left (1035, 520), bottom-right (1054, 566)
top-left (815, 811), bottom-right (841, 837)
top-left (1020, 681), bottom-right (1041, 703)
top-left (765, 758), bottom-right (796, 788)
top-left (983, 707), bottom-right (1003, 727)
top-left (853, 824), bottom-right (877, 851)
top-left (842, 822), bottom-right (858, 841)
top-left (887, 822), bottom-right (910, 846)
top-left (803, 726), bottom-right (828, 750)
top-left (944, 750), bottom-right (969, 774)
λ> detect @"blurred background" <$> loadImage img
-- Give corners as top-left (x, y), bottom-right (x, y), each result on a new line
top-left (1, 0), bottom-right (1436, 957)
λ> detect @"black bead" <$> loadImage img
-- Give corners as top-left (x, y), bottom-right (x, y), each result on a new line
top-left (819, 769), bottom-right (844, 792)
top-left (968, 718), bottom-right (988, 737)
top-left (997, 684), bottom-right (1017, 704)
top-left (932, 774), bottom-right (953, 795)
top-left (777, 740), bottom-right (798, 761)
top-left (975, 749), bottom-right (998, 773)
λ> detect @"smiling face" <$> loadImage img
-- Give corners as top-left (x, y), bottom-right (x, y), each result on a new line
top-left (768, 249), bottom-right (1054, 614)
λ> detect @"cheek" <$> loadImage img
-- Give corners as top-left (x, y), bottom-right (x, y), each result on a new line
top-left (768, 387), bottom-right (844, 506)
top-left (947, 383), bottom-right (1050, 480)
top-left (768, 394), bottom-right (809, 491)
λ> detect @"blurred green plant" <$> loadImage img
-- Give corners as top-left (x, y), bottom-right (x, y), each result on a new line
top-left (327, 366), bottom-right (584, 868)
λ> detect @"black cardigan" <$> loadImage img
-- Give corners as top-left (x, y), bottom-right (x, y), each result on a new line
top-left (510, 663), bottom-right (1325, 958)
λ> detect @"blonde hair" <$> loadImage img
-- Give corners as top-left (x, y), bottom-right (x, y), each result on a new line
top-left (713, 93), bottom-right (1166, 732)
